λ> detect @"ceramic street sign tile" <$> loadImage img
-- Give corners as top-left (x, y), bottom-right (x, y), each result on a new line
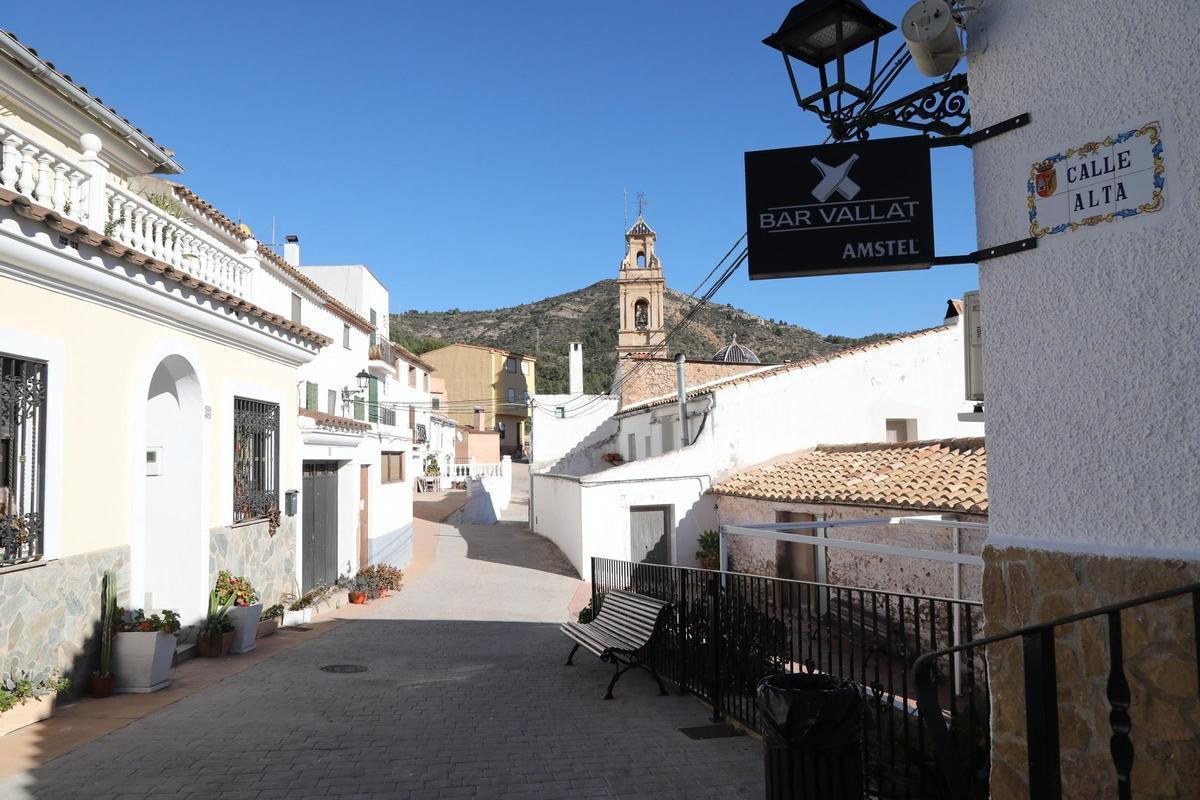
top-left (1028, 120), bottom-right (1165, 239)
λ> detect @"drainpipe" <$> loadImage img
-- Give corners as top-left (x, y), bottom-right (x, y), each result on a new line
top-left (675, 353), bottom-right (690, 448)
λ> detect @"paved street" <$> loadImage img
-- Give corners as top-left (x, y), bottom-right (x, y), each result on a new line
top-left (5, 469), bottom-right (762, 799)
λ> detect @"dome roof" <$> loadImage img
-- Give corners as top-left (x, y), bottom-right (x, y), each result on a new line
top-left (712, 334), bottom-right (760, 364)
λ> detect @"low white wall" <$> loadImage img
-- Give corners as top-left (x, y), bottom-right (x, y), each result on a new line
top-left (530, 474), bottom-right (584, 574)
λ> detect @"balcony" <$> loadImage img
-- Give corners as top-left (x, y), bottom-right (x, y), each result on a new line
top-left (367, 333), bottom-right (399, 377)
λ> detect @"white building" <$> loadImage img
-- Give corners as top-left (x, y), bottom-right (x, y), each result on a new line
top-left (531, 305), bottom-right (983, 579)
top-left (0, 32), bottom-right (333, 683)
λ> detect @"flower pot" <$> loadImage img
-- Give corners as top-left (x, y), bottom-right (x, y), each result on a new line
top-left (228, 603), bottom-right (264, 654)
top-left (197, 630), bottom-right (234, 658)
top-left (0, 694), bottom-right (56, 737)
top-left (348, 591), bottom-right (366, 604)
top-left (700, 555), bottom-right (720, 571)
top-left (282, 607), bottom-right (312, 627)
top-left (256, 618), bottom-right (280, 639)
top-left (89, 673), bottom-right (115, 698)
top-left (114, 631), bottom-right (177, 693)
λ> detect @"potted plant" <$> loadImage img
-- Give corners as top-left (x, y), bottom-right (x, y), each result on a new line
top-left (281, 583), bottom-right (331, 626)
top-left (339, 573), bottom-right (369, 604)
top-left (113, 608), bottom-right (181, 693)
top-left (257, 604), bottom-right (284, 639)
top-left (90, 569), bottom-right (118, 697)
top-left (602, 452), bottom-right (624, 464)
top-left (696, 530), bottom-right (721, 571)
top-left (198, 589), bottom-right (236, 657)
top-left (216, 570), bottom-right (263, 654)
top-left (0, 672), bottom-right (70, 737)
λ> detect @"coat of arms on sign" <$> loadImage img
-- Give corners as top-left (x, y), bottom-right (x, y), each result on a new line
top-left (1027, 120), bottom-right (1165, 239)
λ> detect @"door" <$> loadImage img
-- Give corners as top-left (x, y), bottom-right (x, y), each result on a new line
top-left (302, 461), bottom-right (339, 591)
top-left (776, 511), bottom-right (818, 610)
top-left (358, 465), bottom-right (370, 569)
top-left (630, 505), bottom-right (671, 565)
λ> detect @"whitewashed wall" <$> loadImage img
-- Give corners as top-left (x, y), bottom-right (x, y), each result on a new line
top-left (530, 394), bottom-right (619, 468)
top-left (969, 0), bottom-right (1199, 558)
top-left (532, 321), bottom-right (982, 578)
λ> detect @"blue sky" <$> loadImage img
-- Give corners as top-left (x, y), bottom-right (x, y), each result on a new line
top-left (5, 1), bottom-right (978, 337)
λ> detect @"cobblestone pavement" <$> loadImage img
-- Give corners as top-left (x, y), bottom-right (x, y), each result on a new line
top-left (5, 470), bottom-right (762, 799)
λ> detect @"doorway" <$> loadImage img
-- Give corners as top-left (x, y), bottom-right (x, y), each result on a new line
top-left (630, 505), bottom-right (671, 564)
top-left (142, 356), bottom-right (203, 620)
top-left (302, 461), bottom-right (339, 591)
top-left (358, 465), bottom-right (370, 569)
top-left (776, 511), bottom-right (824, 610)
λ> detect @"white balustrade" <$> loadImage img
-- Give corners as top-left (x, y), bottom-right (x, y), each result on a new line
top-left (0, 127), bottom-right (90, 222)
top-left (451, 461), bottom-right (505, 479)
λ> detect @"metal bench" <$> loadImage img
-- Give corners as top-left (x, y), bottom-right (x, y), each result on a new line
top-left (561, 590), bottom-right (671, 699)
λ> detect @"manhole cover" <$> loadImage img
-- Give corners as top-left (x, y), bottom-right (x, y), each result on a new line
top-left (320, 664), bottom-right (369, 674)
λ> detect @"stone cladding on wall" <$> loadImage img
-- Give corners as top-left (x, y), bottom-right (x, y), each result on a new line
top-left (209, 517), bottom-right (298, 608)
top-left (0, 545), bottom-right (129, 691)
top-left (983, 546), bottom-right (1200, 799)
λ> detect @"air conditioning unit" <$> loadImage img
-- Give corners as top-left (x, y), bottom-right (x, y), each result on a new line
top-left (963, 290), bottom-right (983, 402)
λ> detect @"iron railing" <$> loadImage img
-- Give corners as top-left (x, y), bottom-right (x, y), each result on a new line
top-left (1, 354), bottom-right (47, 566)
top-left (233, 397), bottom-right (279, 523)
top-left (368, 333), bottom-right (400, 368)
top-left (591, 557), bottom-right (987, 799)
top-left (915, 581), bottom-right (1200, 800)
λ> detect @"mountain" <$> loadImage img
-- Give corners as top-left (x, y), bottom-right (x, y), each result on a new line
top-left (389, 280), bottom-right (903, 394)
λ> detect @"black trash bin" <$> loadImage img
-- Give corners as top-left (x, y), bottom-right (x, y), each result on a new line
top-left (756, 673), bottom-right (864, 800)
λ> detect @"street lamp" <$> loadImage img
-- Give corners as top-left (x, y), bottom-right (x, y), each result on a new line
top-left (355, 370), bottom-right (370, 392)
top-left (763, 0), bottom-right (969, 141)
top-left (341, 370), bottom-right (372, 405)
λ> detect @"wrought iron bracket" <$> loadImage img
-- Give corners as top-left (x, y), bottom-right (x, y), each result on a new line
top-left (929, 112), bottom-right (1031, 149)
top-left (932, 236), bottom-right (1038, 266)
top-left (836, 73), bottom-right (970, 141)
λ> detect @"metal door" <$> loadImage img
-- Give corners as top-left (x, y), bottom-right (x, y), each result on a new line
top-left (302, 461), bottom-right (339, 591)
top-left (358, 465), bottom-right (370, 569)
top-left (630, 505), bottom-right (671, 564)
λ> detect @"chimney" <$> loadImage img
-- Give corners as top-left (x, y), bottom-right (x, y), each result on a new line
top-left (944, 298), bottom-right (964, 326)
top-left (474, 407), bottom-right (486, 431)
top-left (283, 234), bottom-right (300, 267)
top-left (568, 342), bottom-right (584, 395)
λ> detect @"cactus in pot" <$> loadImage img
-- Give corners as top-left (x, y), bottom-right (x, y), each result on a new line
top-left (90, 570), bottom-right (117, 697)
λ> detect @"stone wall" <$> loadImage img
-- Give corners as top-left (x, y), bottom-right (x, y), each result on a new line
top-left (983, 546), bottom-right (1200, 799)
top-left (620, 359), bottom-right (762, 406)
top-left (0, 545), bottom-right (128, 691)
top-left (209, 516), bottom-right (298, 607)
top-left (717, 494), bottom-right (985, 600)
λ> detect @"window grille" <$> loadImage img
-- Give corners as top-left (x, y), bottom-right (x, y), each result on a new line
top-left (233, 397), bottom-right (279, 523)
top-left (1, 355), bottom-right (47, 566)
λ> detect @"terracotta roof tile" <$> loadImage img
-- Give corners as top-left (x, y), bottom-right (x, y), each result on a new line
top-left (299, 408), bottom-right (371, 431)
top-left (711, 437), bottom-right (987, 515)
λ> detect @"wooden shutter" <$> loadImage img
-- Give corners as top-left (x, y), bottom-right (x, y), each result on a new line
top-left (306, 382), bottom-right (318, 410)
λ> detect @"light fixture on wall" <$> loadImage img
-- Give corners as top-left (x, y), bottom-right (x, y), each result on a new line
top-left (763, 0), bottom-right (971, 141)
top-left (340, 370), bottom-right (372, 404)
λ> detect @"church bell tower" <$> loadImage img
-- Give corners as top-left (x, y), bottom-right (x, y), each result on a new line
top-left (616, 213), bottom-right (666, 358)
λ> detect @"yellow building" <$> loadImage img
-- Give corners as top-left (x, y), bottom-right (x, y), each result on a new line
top-left (420, 344), bottom-right (535, 456)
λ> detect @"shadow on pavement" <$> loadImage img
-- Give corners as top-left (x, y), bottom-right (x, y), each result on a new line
top-left (456, 521), bottom-right (579, 579)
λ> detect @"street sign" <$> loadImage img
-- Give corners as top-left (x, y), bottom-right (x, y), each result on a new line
top-left (745, 136), bottom-right (935, 279)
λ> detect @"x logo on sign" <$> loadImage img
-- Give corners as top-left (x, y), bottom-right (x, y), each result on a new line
top-left (810, 155), bottom-right (861, 203)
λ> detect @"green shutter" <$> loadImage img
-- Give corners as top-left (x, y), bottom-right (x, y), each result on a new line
top-left (368, 376), bottom-right (379, 423)
top-left (354, 398), bottom-right (365, 421)
top-left (306, 382), bottom-right (318, 410)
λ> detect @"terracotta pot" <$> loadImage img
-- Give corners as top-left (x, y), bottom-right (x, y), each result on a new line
top-left (700, 555), bottom-right (721, 571)
top-left (197, 630), bottom-right (234, 658)
top-left (348, 591), bottom-right (366, 604)
top-left (89, 673), bottom-right (115, 698)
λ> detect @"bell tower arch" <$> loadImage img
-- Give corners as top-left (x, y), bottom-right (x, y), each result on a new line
top-left (617, 213), bottom-right (666, 358)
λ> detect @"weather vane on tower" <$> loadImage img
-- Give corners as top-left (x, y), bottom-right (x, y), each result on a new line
top-left (635, 191), bottom-right (649, 218)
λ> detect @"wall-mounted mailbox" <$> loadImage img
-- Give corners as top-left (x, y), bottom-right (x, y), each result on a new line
top-left (285, 490), bottom-right (299, 517)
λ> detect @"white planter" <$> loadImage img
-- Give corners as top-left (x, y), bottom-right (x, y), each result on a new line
top-left (281, 607), bottom-right (312, 627)
top-left (0, 694), bottom-right (56, 736)
top-left (113, 631), bottom-right (176, 693)
top-left (228, 603), bottom-right (264, 654)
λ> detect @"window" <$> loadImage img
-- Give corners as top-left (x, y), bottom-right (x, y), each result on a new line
top-left (555, 406), bottom-right (564, 419)
top-left (627, 433), bottom-right (637, 461)
top-left (432, 397), bottom-right (441, 410)
top-left (327, 389), bottom-right (336, 416)
top-left (423, 373), bottom-right (430, 392)
top-left (381, 451), bottom-right (405, 484)
top-left (507, 388), bottom-right (516, 404)
top-left (342, 324), bottom-right (350, 349)
top-left (885, 419), bottom-right (917, 443)
top-left (497, 421), bottom-right (507, 440)
top-left (370, 309), bottom-right (377, 328)
top-left (291, 293), bottom-right (302, 324)
top-left (644, 434), bottom-right (652, 458)
top-left (233, 397), bottom-right (279, 523)
top-left (368, 377), bottom-right (379, 423)
top-left (408, 405), bottom-right (416, 430)
top-left (305, 382), bottom-right (318, 410)
top-left (505, 357), bottom-right (517, 373)
top-left (634, 299), bottom-right (650, 331)
top-left (408, 365), bottom-right (417, 388)
top-left (661, 418), bottom-right (675, 453)
top-left (636, 251), bottom-right (646, 269)
top-left (1, 354), bottom-right (47, 566)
